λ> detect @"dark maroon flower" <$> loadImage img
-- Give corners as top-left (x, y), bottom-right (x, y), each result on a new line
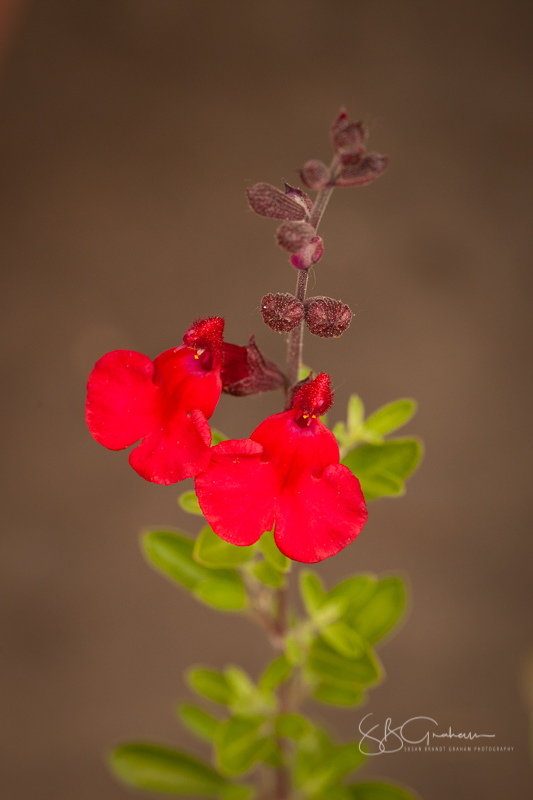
top-left (195, 374), bottom-right (367, 563)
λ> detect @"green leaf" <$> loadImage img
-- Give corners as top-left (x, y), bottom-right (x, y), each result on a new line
top-left (220, 784), bottom-right (255, 800)
top-left (312, 682), bottom-right (364, 706)
top-left (285, 634), bottom-right (306, 666)
top-left (364, 399), bottom-right (417, 438)
top-left (342, 439), bottom-right (422, 501)
top-left (300, 570), bottom-right (327, 615)
top-left (294, 726), bottom-right (335, 787)
top-left (347, 394), bottom-right (365, 432)
top-left (195, 571), bottom-right (248, 612)
top-left (307, 638), bottom-right (381, 690)
top-left (224, 667), bottom-right (256, 699)
top-left (188, 668), bottom-right (235, 706)
top-left (178, 491), bottom-right (204, 516)
top-left (110, 742), bottom-right (226, 795)
top-left (259, 656), bottom-right (292, 694)
top-left (143, 530), bottom-right (210, 590)
top-left (321, 621), bottom-right (367, 659)
top-left (253, 560), bottom-right (284, 588)
top-left (215, 716), bottom-right (269, 776)
top-left (211, 429), bottom-right (228, 446)
top-left (346, 781), bottom-right (420, 800)
top-left (194, 526), bottom-right (254, 568)
top-left (178, 704), bottom-right (220, 743)
top-left (258, 528), bottom-right (290, 572)
top-left (275, 713), bottom-right (312, 740)
top-left (299, 364), bottom-right (312, 381)
top-left (300, 742), bottom-right (366, 795)
top-left (327, 575), bottom-right (378, 617)
top-left (349, 577), bottom-right (407, 644)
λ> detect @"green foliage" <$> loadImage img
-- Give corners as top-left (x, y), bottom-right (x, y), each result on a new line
top-left (194, 526), bottom-right (255, 568)
top-left (299, 570), bottom-right (327, 615)
top-left (275, 713), bottom-right (312, 740)
top-left (178, 491), bottom-right (204, 515)
top-left (110, 742), bottom-right (226, 795)
top-left (258, 656), bottom-right (292, 694)
top-left (348, 577), bottom-right (407, 644)
top-left (253, 560), bottom-right (284, 587)
top-left (211, 429), bottom-right (228, 446)
top-left (294, 728), bottom-right (366, 796)
top-left (188, 668), bottom-right (235, 706)
top-left (178, 704), bottom-right (221, 743)
top-left (342, 439), bottom-right (422, 501)
top-left (220, 785), bottom-right (255, 800)
top-left (143, 530), bottom-right (247, 612)
top-left (215, 716), bottom-right (270, 775)
top-left (312, 682), bottom-right (364, 707)
top-left (259, 528), bottom-right (291, 572)
top-left (364, 399), bottom-right (417, 438)
top-left (307, 637), bottom-right (381, 691)
top-left (321, 620), bottom-right (367, 659)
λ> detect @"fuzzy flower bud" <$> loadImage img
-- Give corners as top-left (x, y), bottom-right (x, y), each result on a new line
top-left (276, 220), bottom-right (315, 254)
top-left (304, 296), bottom-right (353, 338)
top-left (261, 292), bottom-right (304, 333)
top-left (290, 236), bottom-right (324, 270)
top-left (299, 159), bottom-right (331, 190)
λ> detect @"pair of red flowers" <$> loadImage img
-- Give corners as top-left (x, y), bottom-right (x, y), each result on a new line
top-left (86, 318), bottom-right (367, 563)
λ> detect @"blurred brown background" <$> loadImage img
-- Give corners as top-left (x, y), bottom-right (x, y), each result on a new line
top-left (1, 1), bottom-right (532, 798)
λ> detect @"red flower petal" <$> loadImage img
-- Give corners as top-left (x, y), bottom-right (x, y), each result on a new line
top-left (85, 350), bottom-right (160, 450)
top-left (129, 408), bottom-right (213, 485)
top-left (274, 462), bottom-right (367, 563)
top-left (86, 342), bottom-right (222, 484)
top-left (195, 439), bottom-right (277, 545)
top-left (195, 395), bottom-right (368, 563)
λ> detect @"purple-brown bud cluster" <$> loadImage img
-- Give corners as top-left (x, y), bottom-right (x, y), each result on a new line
top-left (299, 108), bottom-right (389, 190)
top-left (246, 181), bottom-right (324, 271)
top-left (261, 293), bottom-right (352, 339)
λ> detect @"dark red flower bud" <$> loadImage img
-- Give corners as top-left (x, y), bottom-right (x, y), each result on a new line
top-left (283, 180), bottom-right (313, 215)
top-left (293, 372), bottom-right (334, 422)
top-left (335, 153), bottom-right (389, 187)
top-left (304, 296), bottom-right (353, 338)
top-left (331, 108), bottom-right (367, 155)
top-left (221, 336), bottom-right (285, 397)
top-left (260, 292), bottom-right (304, 333)
top-left (182, 316), bottom-right (225, 361)
top-left (246, 182), bottom-right (308, 221)
top-left (276, 220), bottom-right (315, 253)
top-left (290, 236), bottom-right (324, 271)
top-left (299, 159), bottom-right (331, 190)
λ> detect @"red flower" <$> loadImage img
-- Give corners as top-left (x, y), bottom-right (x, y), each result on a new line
top-left (86, 317), bottom-right (226, 485)
top-left (195, 374), bottom-right (367, 563)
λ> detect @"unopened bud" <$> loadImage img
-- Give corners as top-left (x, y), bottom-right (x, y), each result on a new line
top-left (335, 153), bottom-right (389, 187)
top-left (290, 235), bottom-right (323, 271)
top-left (330, 109), bottom-right (367, 154)
top-left (304, 296), bottom-right (353, 338)
top-left (261, 293), bottom-right (304, 332)
top-left (276, 221), bottom-right (315, 254)
top-left (299, 159), bottom-right (331, 190)
top-left (246, 182), bottom-right (307, 221)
